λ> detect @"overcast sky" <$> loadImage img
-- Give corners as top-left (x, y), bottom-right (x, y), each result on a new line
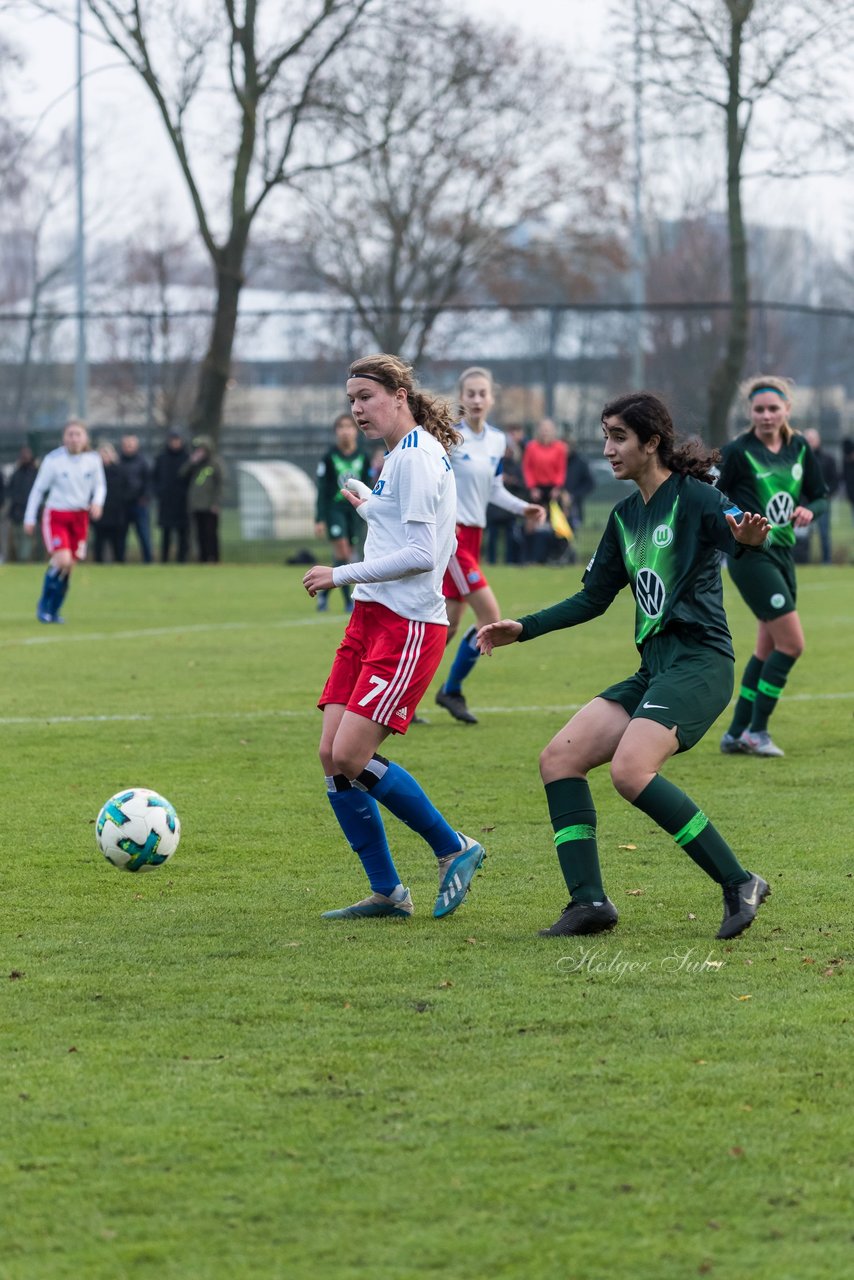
top-left (6, 1), bottom-right (852, 262)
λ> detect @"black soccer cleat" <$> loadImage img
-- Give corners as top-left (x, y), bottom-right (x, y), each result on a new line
top-left (716, 873), bottom-right (770, 940)
top-left (435, 688), bottom-right (478, 724)
top-left (538, 897), bottom-right (619, 937)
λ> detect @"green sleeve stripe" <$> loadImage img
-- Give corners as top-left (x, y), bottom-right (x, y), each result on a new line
top-left (673, 811), bottom-right (708, 847)
top-left (553, 823), bottom-right (596, 846)
top-left (757, 678), bottom-right (783, 699)
top-left (739, 685), bottom-right (758, 702)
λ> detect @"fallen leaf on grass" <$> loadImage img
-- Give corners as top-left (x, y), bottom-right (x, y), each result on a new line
top-left (465, 937), bottom-right (477, 945)
top-left (695, 1059), bottom-right (707, 1065)
top-left (438, 979), bottom-right (453, 989)
top-left (8, 971), bottom-right (25, 980)
top-left (732, 994), bottom-right (752, 1001)
top-left (687, 913), bottom-right (697, 921)
top-left (729, 1147), bottom-right (745, 1157)
top-left (284, 942), bottom-right (301, 948)
top-left (618, 843), bottom-right (637, 850)
top-left (802, 957), bottom-right (815, 965)
top-left (626, 888), bottom-right (644, 896)
top-left (481, 826), bottom-right (495, 833)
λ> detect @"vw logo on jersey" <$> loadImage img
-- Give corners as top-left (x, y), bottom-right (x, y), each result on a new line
top-left (792, 462), bottom-right (803, 482)
top-left (652, 524), bottom-right (673, 548)
top-left (636, 568), bottom-right (666, 618)
top-left (766, 491), bottom-right (794, 526)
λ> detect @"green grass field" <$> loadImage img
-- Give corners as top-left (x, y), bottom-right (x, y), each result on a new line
top-left (1, 559), bottom-right (852, 1280)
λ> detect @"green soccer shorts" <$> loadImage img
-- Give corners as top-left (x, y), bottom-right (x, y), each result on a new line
top-left (598, 630), bottom-right (735, 753)
top-left (725, 544), bottom-right (797, 621)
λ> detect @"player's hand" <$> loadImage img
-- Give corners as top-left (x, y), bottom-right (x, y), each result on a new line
top-left (24, 522), bottom-right (35, 536)
top-left (341, 478), bottom-right (372, 508)
top-left (303, 565), bottom-right (335, 596)
top-left (727, 510), bottom-right (771, 545)
top-left (476, 619), bottom-right (523, 655)
top-left (340, 488), bottom-right (366, 510)
top-left (314, 521), bottom-right (326, 537)
top-left (523, 503), bottom-right (547, 524)
top-left (90, 503), bottom-right (103, 520)
top-left (792, 505), bottom-right (814, 528)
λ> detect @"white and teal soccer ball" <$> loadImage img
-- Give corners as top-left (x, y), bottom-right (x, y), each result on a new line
top-left (96, 788), bottom-right (181, 872)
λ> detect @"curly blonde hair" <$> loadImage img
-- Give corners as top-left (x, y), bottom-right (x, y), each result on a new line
top-left (741, 374), bottom-right (795, 444)
top-left (348, 354), bottom-right (461, 453)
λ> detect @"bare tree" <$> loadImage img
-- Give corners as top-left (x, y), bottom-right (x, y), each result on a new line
top-left (24, 0), bottom-right (390, 443)
top-left (291, 5), bottom-right (625, 360)
top-left (634, 0), bottom-right (854, 444)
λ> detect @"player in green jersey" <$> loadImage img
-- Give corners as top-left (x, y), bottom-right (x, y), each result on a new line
top-left (477, 392), bottom-right (772, 941)
top-left (314, 413), bottom-right (373, 613)
top-left (716, 375), bottom-right (829, 757)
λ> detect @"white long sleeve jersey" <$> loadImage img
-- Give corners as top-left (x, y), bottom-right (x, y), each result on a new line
top-left (332, 427), bottom-right (457, 624)
top-left (24, 446), bottom-right (107, 525)
top-left (449, 421), bottom-right (529, 529)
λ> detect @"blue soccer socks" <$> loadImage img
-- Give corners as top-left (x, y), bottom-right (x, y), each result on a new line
top-left (443, 625), bottom-right (480, 695)
top-left (354, 756), bottom-right (461, 859)
top-left (325, 774), bottom-right (400, 897)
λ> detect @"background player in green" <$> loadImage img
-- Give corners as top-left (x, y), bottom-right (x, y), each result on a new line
top-left (477, 392), bottom-right (772, 941)
top-left (717, 375), bottom-right (829, 758)
top-left (314, 412), bottom-right (372, 614)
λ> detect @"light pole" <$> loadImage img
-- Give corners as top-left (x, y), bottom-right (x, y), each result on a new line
top-left (630, 0), bottom-right (646, 389)
top-left (74, 0), bottom-right (88, 418)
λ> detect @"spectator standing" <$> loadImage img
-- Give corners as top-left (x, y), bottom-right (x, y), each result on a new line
top-left (182, 435), bottom-right (225, 563)
top-left (91, 443), bottom-right (128, 563)
top-left (119, 434), bottom-right (154, 563)
top-left (797, 428), bottom-right (838, 565)
top-left (153, 430), bottom-right (191, 563)
top-left (842, 438), bottom-right (854, 525)
top-left (522, 419), bottom-right (571, 565)
top-left (2, 446), bottom-right (40, 563)
top-left (485, 428), bottom-right (528, 566)
top-left (565, 436), bottom-right (596, 533)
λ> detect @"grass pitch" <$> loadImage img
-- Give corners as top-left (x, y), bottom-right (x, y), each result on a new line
top-left (1, 559), bottom-right (852, 1280)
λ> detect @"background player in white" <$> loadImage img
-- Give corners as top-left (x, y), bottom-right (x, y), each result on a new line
top-left (24, 419), bottom-right (106, 624)
top-left (303, 353), bottom-right (486, 921)
top-left (434, 366), bottom-right (545, 724)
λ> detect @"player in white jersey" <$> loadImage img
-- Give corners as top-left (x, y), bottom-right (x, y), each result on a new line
top-left (24, 419), bottom-right (106, 623)
top-left (303, 354), bottom-right (486, 922)
top-left (435, 366), bottom-right (545, 723)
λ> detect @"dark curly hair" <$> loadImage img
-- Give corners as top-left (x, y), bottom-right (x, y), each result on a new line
top-left (601, 392), bottom-right (719, 484)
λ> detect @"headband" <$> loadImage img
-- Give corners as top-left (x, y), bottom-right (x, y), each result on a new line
top-left (346, 371), bottom-right (387, 386)
top-left (749, 385), bottom-right (787, 400)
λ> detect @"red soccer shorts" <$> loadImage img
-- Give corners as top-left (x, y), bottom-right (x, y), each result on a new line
top-left (42, 509), bottom-right (90, 561)
top-left (318, 600), bottom-right (447, 733)
top-left (442, 524), bottom-right (488, 599)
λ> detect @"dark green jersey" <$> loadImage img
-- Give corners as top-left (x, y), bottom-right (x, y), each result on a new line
top-left (314, 447), bottom-right (372, 522)
top-left (518, 472), bottom-right (763, 659)
top-left (717, 431), bottom-right (828, 550)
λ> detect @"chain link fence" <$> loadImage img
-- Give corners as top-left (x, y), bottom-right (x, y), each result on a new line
top-left (1, 301), bottom-right (852, 562)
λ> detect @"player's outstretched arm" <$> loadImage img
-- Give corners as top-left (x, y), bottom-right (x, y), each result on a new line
top-left (726, 510), bottom-right (771, 545)
top-left (476, 619), bottom-right (523, 655)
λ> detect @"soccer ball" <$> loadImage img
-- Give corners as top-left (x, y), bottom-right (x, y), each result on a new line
top-left (96, 788), bottom-right (181, 872)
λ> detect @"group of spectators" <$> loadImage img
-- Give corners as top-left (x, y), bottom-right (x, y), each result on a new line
top-left (485, 420), bottom-right (854, 569)
top-left (485, 418), bottom-right (596, 566)
top-left (0, 430), bottom-right (225, 564)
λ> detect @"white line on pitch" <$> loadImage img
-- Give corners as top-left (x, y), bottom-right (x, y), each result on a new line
top-left (0, 689), bottom-right (852, 728)
top-left (0, 617), bottom-right (334, 648)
